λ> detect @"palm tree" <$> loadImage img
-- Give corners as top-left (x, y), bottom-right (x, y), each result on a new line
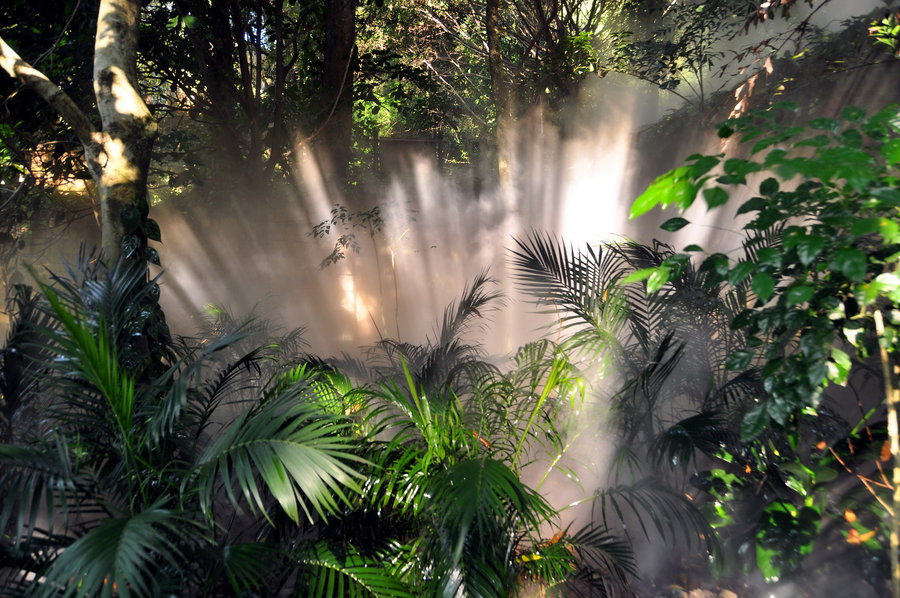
top-left (0, 257), bottom-right (397, 596)
top-left (327, 273), bottom-right (637, 597)
top-left (509, 233), bottom-right (755, 575)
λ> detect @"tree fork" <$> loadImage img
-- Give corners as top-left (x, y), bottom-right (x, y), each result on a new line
top-left (0, 0), bottom-right (157, 262)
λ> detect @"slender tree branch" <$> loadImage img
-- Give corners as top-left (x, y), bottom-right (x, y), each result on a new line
top-left (0, 36), bottom-right (100, 161)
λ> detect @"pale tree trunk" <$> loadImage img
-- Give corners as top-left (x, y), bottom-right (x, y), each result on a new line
top-left (875, 309), bottom-right (900, 598)
top-left (0, 0), bottom-right (157, 261)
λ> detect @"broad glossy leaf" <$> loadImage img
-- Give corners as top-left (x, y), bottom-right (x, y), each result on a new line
top-left (828, 348), bottom-right (852, 385)
top-left (796, 235), bottom-right (826, 266)
top-left (725, 349), bottom-right (754, 371)
top-left (689, 155), bottom-right (720, 178)
top-left (646, 266), bottom-right (671, 294)
top-left (660, 217), bottom-right (690, 232)
top-left (759, 177), bottom-right (779, 195)
top-left (629, 167), bottom-right (694, 219)
top-left (840, 106), bottom-right (866, 122)
top-left (881, 138), bottom-right (900, 165)
top-left (621, 267), bottom-right (656, 284)
top-left (703, 187), bottom-right (729, 209)
top-left (786, 284), bottom-right (814, 306)
top-left (142, 218), bottom-right (162, 242)
top-left (751, 272), bottom-right (775, 302)
top-left (755, 247), bottom-right (781, 267)
top-left (727, 261), bottom-right (755, 286)
top-left (808, 117), bottom-right (839, 133)
top-left (829, 248), bottom-right (867, 281)
top-left (740, 405), bottom-right (768, 441)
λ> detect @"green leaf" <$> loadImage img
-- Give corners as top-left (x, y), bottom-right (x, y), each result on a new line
top-left (703, 187), bottom-right (729, 209)
top-left (38, 503), bottom-right (186, 598)
top-left (660, 217), bottom-right (690, 232)
top-left (672, 179), bottom-right (698, 210)
top-left (647, 266), bottom-right (672, 294)
top-left (689, 155), bottom-right (720, 178)
top-left (142, 219), bottom-right (162, 242)
top-left (881, 138), bottom-right (900, 165)
top-left (724, 158), bottom-right (762, 179)
top-left (840, 128), bottom-right (863, 148)
top-left (828, 348), bottom-right (852, 385)
top-left (725, 349), bottom-right (754, 371)
top-left (851, 217), bottom-right (883, 236)
top-left (727, 261), bottom-right (755, 286)
top-left (299, 543), bottom-right (414, 597)
top-left (751, 272), bottom-right (775, 302)
top-left (683, 244), bottom-right (704, 252)
top-left (794, 134), bottom-right (831, 148)
top-left (786, 284), bottom-right (814, 306)
top-left (741, 405), bottom-right (769, 441)
top-left (796, 235), bottom-right (826, 266)
top-left (840, 106), bottom-right (866, 122)
top-left (756, 247), bottom-right (781, 267)
top-left (772, 101), bottom-right (799, 112)
top-left (809, 117), bottom-right (840, 133)
top-left (630, 166), bottom-right (693, 219)
top-left (621, 267), bottom-right (656, 284)
top-left (759, 178), bottom-right (779, 195)
top-left (736, 197), bottom-right (766, 215)
top-left (829, 248), bottom-right (867, 281)
top-left (195, 389), bottom-right (365, 524)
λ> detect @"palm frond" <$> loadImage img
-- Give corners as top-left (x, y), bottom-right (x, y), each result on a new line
top-left (35, 501), bottom-right (187, 598)
top-left (0, 443), bottom-right (75, 545)
top-left (510, 232), bottom-right (629, 333)
top-left (652, 411), bottom-right (733, 470)
top-left (1, 285), bottom-right (52, 443)
top-left (193, 385), bottom-right (365, 524)
top-left (429, 457), bottom-right (554, 567)
top-left (218, 542), bottom-right (287, 595)
top-left (594, 477), bottom-right (711, 549)
top-left (297, 542), bottom-right (413, 597)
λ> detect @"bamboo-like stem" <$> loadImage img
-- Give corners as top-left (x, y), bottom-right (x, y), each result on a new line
top-left (874, 309), bottom-right (900, 598)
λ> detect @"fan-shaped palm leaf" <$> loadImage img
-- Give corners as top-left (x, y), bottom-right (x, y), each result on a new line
top-left (296, 542), bottom-right (414, 597)
top-left (193, 385), bottom-right (365, 524)
top-left (595, 477), bottom-right (712, 549)
top-left (428, 457), bottom-right (555, 569)
top-left (35, 501), bottom-right (187, 598)
top-left (511, 232), bottom-right (630, 331)
top-left (652, 411), bottom-right (734, 470)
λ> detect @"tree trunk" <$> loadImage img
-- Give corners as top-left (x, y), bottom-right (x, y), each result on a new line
top-left (320, 0), bottom-right (357, 184)
top-left (0, 0), bottom-right (157, 262)
top-left (486, 0), bottom-right (512, 187)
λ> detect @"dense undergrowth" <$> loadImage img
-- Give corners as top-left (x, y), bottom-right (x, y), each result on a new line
top-left (0, 103), bottom-right (898, 597)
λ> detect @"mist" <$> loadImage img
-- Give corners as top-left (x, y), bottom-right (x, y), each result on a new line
top-left (3, 1), bottom-right (900, 595)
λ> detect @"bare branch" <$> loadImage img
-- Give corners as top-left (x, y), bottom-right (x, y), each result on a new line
top-left (0, 35), bottom-right (99, 155)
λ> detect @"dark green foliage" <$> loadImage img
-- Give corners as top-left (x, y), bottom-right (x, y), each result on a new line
top-left (627, 103), bottom-right (899, 587)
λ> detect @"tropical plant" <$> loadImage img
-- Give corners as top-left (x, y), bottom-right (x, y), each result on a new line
top-left (0, 257), bottom-right (397, 596)
top-left (508, 231), bottom-right (823, 589)
top-left (312, 272), bottom-right (638, 597)
top-left (625, 102), bottom-right (899, 594)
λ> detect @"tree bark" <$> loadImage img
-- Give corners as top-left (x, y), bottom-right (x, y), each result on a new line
top-left (320, 0), bottom-right (357, 183)
top-left (0, 0), bottom-right (156, 261)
